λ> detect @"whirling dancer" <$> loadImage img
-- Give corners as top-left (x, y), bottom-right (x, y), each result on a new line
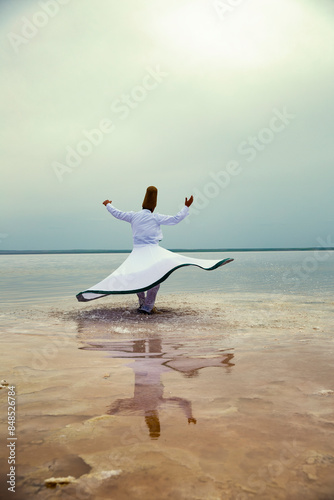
top-left (76, 186), bottom-right (233, 313)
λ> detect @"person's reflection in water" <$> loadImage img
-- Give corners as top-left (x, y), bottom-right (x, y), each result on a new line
top-left (107, 355), bottom-right (197, 439)
top-left (76, 316), bottom-right (235, 440)
top-left (145, 410), bottom-right (160, 440)
top-left (166, 350), bottom-right (235, 377)
top-left (106, 338), bottom-right (233, 439)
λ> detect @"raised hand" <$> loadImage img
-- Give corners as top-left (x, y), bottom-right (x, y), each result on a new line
top-left (103, 199), bottom-right (112, 206)
top-left (185, 195), bottom-right (193, 207)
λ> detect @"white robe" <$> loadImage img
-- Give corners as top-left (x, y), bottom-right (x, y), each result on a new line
top-left (76, 204), bottom-right (233, 302)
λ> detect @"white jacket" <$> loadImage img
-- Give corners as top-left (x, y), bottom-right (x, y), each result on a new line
top-left (106, 204), bottom-right (189, 246)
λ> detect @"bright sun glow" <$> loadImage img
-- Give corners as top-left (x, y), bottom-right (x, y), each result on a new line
top-left (147, 0), bottom-right (305, 68)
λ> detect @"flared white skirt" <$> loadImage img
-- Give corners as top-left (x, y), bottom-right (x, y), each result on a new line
top-left (76, 244), bottom-right (233, 302)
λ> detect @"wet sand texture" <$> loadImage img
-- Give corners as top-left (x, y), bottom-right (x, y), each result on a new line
top-left (0, 293), bottom-right (334, 499)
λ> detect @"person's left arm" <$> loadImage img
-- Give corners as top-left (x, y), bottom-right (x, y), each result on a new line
top-left (154, 195), bottom-right (193, 225)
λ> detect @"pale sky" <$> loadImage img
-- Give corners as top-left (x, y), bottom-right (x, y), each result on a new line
top-left (1, 0), bottom-right (333, 250)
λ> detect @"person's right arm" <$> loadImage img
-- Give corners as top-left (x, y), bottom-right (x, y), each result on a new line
top-left (102, 200), bottom-right (134, 223)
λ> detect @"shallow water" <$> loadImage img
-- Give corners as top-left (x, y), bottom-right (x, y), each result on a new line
top-left (0, 252), bottom-right (334, 499)
top-left (1, 290), bottom-right (334, 499)
top-left (0, 250), bottom-right (333, 309)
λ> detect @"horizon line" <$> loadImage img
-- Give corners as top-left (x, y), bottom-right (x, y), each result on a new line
top-left (0, 247), bottom-right (333, 255)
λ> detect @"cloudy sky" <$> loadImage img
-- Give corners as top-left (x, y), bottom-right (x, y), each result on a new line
top-left (1, 0), bottom-right (333, 250)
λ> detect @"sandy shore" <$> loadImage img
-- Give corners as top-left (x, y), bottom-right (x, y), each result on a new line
top-left (1, 293), bottom-right (334, 499)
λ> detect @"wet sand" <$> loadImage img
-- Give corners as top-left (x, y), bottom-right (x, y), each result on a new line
top-left (0, 293), bottom-right (334, 499)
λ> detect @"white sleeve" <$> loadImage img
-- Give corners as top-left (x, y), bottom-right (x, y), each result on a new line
top-left (106, 204), bottom-right (134, 223)
top-left (154, 206), bottom-right (189, 225)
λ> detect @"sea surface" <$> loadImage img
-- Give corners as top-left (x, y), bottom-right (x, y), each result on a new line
top-left (1, 250), bottom-right (334, 499)
top-left (0, 250), bottom-right (333, 309)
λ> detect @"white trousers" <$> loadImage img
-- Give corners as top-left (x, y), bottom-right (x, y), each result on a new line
top-left (137, 284), bottom-right (160, 312)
